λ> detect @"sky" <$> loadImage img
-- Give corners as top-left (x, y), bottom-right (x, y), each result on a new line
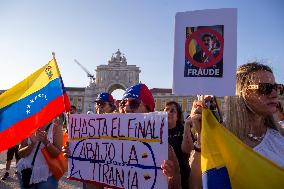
top-left (0, 0), bottom-right (283, 99)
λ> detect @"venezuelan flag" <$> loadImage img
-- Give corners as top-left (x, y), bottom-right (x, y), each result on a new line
top-left (0, 58), bottom-right (70, 152)
top-left (201, 109), bottom-right (284, 189)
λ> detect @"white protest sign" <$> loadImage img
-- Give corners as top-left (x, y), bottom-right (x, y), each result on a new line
top-left (173, 8), bottom-right (237, 96)
top-left (67, 112), bottom-right (168, 189)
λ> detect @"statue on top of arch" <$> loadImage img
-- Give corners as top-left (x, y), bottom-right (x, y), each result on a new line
top-left (109, 49), bottom-right (127, 65)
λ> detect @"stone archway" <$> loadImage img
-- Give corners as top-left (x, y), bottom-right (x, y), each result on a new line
top-left (107, 83), bottom-right (126, 94)
top-left (108, 83), bottom-right (126, 102)
top-left (83, 49), bottom-right (140, 113)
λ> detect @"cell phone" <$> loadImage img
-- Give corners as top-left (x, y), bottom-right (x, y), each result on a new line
top-left (208, 97), bottom-right (223, 123)
top-left (197, 95), bottom-right (223, 123)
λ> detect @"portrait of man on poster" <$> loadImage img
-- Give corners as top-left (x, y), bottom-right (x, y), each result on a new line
top-left (193, 33), bottom-right (220, 64)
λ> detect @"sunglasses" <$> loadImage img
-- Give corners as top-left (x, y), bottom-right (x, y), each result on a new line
top-left (96, 101), bottom-right (107, 107)
top-left (120, 98), bottom-right (141, 110)
top-left (247, 83), bottom-right (284, 95)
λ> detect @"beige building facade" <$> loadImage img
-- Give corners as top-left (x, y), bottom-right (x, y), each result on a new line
top-left (65, 49), bottom-right (198, 114)
top-left (65, 50), bottom-right (283, 114)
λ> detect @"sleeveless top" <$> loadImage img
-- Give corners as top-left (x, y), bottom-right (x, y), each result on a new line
top-left (17, 123), bottom-right (55, 184)
top-left (254, 128), bottom-right (284, 167)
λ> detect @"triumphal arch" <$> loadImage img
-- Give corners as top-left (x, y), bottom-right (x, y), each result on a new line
top-left (83, 49), bottom-right (140, 112)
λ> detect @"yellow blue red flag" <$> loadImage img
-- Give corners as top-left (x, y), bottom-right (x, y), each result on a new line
top-left (0, 58), bottom-right (70, 152)
top-left (201, 109), bottom-right (284, 189)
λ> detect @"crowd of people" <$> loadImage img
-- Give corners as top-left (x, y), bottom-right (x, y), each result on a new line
top-left (1, 61), bottom-right (284, 189)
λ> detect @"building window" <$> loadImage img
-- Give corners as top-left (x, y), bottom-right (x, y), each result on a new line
top-left (187, 99), bottom-right (192, 112)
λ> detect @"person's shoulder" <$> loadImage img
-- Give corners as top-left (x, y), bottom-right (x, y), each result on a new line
top-left (267, 127), bottom-right (282, 136)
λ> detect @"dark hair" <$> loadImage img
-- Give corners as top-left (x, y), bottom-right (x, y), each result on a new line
top-left (165, 101), bottom-right (183, 125)
top-left (71, 105), bottom-right (77, 110)
top-left (110, 103), bottom-right (116, 112)
top-left (202, 33), bottom-right (213, 40)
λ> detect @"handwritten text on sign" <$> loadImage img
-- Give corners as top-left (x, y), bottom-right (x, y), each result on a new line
top-left (68, 112), bottom-right (168, 189)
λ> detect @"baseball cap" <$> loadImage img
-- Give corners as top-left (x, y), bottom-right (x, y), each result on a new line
top-left (95, 92), bottom-right (114, 103)
top-left (122, 83), bottom-right (155, 112)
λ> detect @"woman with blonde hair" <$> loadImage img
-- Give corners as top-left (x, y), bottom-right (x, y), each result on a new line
top-left (224, 62), bottom-right (284, 154)
top-left (189, 62), bottom-right (284, 189)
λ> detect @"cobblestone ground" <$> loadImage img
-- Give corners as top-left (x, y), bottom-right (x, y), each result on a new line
top-left (0, 151), bottom-right (82, 189)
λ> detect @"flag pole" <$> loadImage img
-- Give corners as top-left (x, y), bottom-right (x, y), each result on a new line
top-left (52, 52), bottom-right (59, 70)
top-left (213, 96), bottom-right (223, 123)
top-left (52, 52), bottom-right (56, 62)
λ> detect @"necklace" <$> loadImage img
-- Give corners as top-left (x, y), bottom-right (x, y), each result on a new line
top-left (247, 133), bottom-right (265, 142)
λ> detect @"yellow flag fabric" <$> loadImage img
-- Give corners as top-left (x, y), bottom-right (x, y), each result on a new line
top-left (0, 59), bottom-right (61, 109)
top-left (201, 109), bottom-right (284, 189)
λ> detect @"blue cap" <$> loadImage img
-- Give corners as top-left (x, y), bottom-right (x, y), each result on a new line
top-left (122, 83), bottom-right (155, 112)
top-left (95, 92), bottom-right (114, 103)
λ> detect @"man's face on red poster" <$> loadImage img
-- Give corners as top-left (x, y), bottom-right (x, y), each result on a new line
top-left (202, 35), bottom-right (213, 50)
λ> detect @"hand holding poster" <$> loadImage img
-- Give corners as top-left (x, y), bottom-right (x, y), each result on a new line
top-left (173, 8), bottom-right (237, 96)
top-left (68, 112), bottom-right (168, 189)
